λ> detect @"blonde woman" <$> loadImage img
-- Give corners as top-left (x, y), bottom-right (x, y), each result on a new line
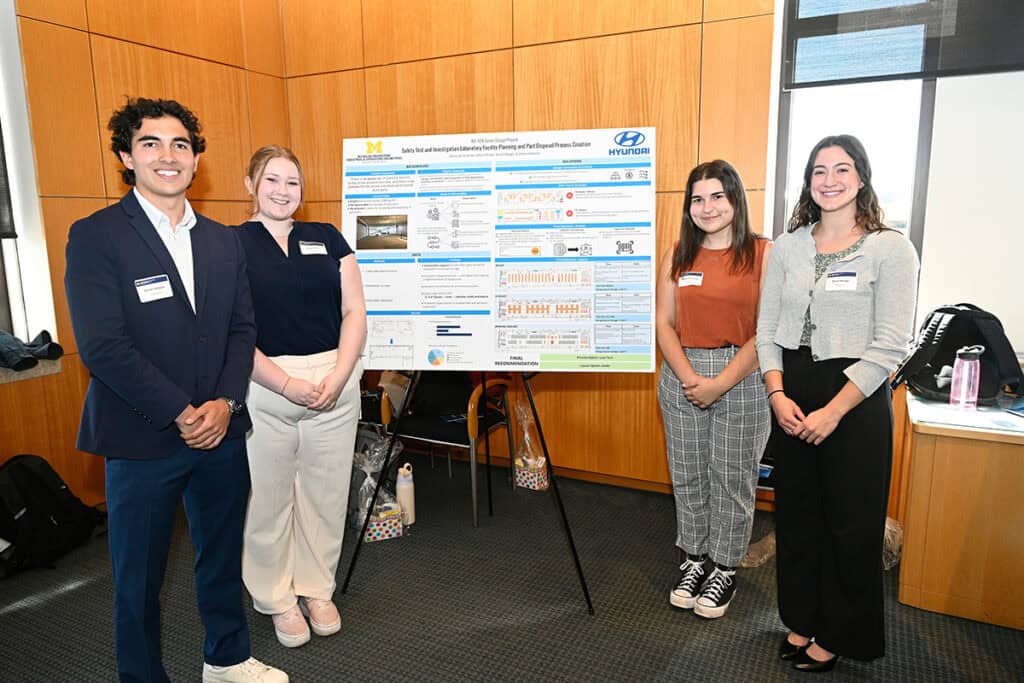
top-left (235, 146), bottom-right (366, 648)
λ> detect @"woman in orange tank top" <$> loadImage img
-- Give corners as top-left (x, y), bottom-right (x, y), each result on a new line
top-left (655, 160), bottom-right (772, 619)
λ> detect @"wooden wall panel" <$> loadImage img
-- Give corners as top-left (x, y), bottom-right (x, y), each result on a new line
top-left (656, 192), bottom-right (684, 270)
top-left (296, 202), bottom-right (342, 229)
top-left (514, 26), bottom-right (700, 193)
top-left (362, 0), bottom-right (512, 66)
top-left (747, 190), bottom-right (766, 233)
top-left (704, 0), bottom-right (774, 22)
top-left (242, 0), bottom-right (285, 76)
top-left (698, 15), bottom-right (773, 190)
top-left (281, 0), bottom-right (363, 77)
top-left (0, 355), bottom-right (104, 507)
top-left (18, 18), bottom-right (106, 198)
top-left (15, 0), bottom-right (88, 30)
top-left (86, 0), bottom-right (245, 66)
top-left (527, 372), bottom-right (668, 483)
top-left (365, 51), bottom-right (513, 138)
top-left (190, 201), bottom-right (251, 227)
top-left (513, 0), bottom-right (701, 45)
top-left (90, 36), bottom-right (251, 201)
top-left (286, 71), bottom-right (367, 202)
top-left (247, 72), bottom-right (291, 151)
top-left (40, 198), bottom-right (107, 353)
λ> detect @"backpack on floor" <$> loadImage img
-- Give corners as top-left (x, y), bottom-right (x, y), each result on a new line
top-left (891, 303), bottom-right (1024, 405)
top-left (0, 454), bottom-right (105, 577)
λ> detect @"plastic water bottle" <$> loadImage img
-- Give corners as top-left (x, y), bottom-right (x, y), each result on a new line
top-left (949, 345), bottom-right (984, 410)
top-left (396, 463), bottom-right (415, 525)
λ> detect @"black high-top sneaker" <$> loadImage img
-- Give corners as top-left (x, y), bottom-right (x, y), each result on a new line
top-left (669, 554), bottom-right (709, 609)
top-left (694, 563), bottom-right (736, 618)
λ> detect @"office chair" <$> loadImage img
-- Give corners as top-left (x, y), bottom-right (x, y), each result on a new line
top-left (385, 372), bottom-right (515, 527)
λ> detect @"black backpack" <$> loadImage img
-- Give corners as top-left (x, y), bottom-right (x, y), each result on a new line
top-left (891, 303), bottom-right (1024, 405)
top-left (0, 454), bottom-right (105, 577)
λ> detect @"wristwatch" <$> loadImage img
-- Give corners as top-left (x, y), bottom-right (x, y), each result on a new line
top-left (220, 397), bottom-right (244, 414)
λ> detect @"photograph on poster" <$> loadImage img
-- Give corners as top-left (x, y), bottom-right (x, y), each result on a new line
top-left (356, 215), bottom-right (408, 250)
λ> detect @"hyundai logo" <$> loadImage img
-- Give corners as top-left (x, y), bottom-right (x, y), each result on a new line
top-left (614, 130), bottom-right (646, 147)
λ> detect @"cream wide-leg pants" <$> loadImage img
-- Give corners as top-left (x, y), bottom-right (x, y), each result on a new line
top-left (242, 350), bottom-right (362, 615)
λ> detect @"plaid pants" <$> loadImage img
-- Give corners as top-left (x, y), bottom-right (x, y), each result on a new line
top-left (657, 347), bottom-right (770, 566)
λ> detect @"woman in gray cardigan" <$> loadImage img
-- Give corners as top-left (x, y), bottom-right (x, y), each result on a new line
top-left (756, 135), bottom-right (918, 673)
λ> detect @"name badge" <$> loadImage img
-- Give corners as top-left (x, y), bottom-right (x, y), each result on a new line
top-left (134, 274), bottom-right (174, 303)
top-left (678, 272), bottom-right (704, 287)
top-left (298, 241), bottom-right (328, 255)
top-left (825, 271), bottom-right (858, 291)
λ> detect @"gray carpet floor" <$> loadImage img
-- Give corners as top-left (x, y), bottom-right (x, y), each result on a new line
top-left (1, 451), bottom-right (1022, 682)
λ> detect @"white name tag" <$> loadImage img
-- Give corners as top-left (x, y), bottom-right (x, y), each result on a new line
top-left (134, 274), bottom-right (174, 303)
top-left (298, 241), bottom-right (328, 255)
top-left (825, 271), bottom-right (858, 291)
top-left (678, 272), bottom-right (704, 287)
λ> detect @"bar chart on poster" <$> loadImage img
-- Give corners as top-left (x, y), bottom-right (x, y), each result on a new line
top-left (342, 128), bottom-right (656, 372)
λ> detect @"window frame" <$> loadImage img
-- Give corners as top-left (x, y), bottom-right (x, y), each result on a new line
top-left (0, 2), bottom-right (57, 341)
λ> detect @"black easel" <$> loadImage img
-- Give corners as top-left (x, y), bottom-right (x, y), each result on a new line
top-left (520, 372), bottom-right (594, 614)
top-left (342, 370), bottom-right (594, 615)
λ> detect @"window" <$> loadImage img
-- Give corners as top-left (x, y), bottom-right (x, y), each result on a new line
top-left (0, 2), bottom-right (56, 341)
top-left (785, 0), bottom-right (1024, 88)
top-left (781, 80), bottom-right (923, 234)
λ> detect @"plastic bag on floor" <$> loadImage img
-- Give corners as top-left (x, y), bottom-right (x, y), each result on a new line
top-left (349, 433), bottom-right (403, 528)
top-left (512, 393), bottom-right (548, 490)
top-left (883, 517), bottom-right (903, 570)
top-left (741, 530), bottom-right (776, 568)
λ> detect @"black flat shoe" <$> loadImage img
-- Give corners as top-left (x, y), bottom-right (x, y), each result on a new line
top-left (779, 636), bottom-right (810, 661)
top-left (792, 649), bottom-right (838, 673)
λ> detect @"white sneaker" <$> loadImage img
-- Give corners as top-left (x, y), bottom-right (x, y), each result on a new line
top-left (203, 657), bottom-right (288, 682)
top-left (271, 605), bottom-right (311, 648)
top-left (300, 597), bottom-right (341, 636)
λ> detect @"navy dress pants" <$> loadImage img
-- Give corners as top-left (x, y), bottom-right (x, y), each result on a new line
top-left (772, 348), bottom-right (892, 661)
top-left (105, 437), bottom-right (252, 683)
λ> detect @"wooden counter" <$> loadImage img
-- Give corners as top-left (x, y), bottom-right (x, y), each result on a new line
top-left (898, 394), bottom-right (1024, 630)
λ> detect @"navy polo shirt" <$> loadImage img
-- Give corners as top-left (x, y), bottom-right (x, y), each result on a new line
top-left (235, 221), bottom-right (353, 356)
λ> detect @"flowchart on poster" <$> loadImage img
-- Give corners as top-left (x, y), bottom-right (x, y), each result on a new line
top-left (342, 127), bottom-right (656, 372)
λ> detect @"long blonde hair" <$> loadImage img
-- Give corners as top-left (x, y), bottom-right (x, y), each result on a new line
top-left (246, 145), bottom-right (305, 216)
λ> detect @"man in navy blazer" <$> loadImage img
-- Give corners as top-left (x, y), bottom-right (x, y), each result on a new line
top-left (65, 98), bottom-right (287, 683)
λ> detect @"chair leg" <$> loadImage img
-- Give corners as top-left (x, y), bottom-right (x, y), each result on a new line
top-left (484, 428), bottom-right (493, 517)
top-left (470, 441), bottom-right (479, 527)
top-left (447, 450), bottom-right (452, 478)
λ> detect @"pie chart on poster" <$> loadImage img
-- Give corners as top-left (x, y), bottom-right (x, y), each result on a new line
top-left (427, 349), bottom-right (445, 366)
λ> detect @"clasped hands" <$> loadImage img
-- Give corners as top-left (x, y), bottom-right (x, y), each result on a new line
top-left (176, 400), bottom-right (231, 450)
top-left (769, 393), bottom-right (841, 446)
top-left (682, 374), bottom-right (726, 410)
top-left (281, 370), bottom-right (349, 411)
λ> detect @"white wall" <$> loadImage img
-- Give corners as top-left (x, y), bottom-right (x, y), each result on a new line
top-left (918, 71), bottom-right (1024, 352)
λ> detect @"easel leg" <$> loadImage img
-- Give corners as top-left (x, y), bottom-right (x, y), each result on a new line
top-left (521, 373), bottom-right (595, 614)
top-left (342, 371), bottom-right (422, 594)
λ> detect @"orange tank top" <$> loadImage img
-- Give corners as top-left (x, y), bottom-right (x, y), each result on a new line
top-left (673, 238), bottom-right (769, 348)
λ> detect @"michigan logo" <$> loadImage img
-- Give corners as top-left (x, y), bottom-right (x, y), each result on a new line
top-left (365, 140), bottom-right (383, 154)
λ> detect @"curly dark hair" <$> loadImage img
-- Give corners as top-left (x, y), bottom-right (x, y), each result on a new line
top-left (671, 159), bottom-right (763, 280)
top-left (788, 134), bottom-right (886, 233)
top-left (108, 98), bottom-right (206, 185)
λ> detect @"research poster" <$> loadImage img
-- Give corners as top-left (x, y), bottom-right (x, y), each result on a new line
top-left (342, 127), bottom-right (656, 372)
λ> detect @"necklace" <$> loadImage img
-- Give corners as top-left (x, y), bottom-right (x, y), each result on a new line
top-left (264, 221), bottom-right (293, 239)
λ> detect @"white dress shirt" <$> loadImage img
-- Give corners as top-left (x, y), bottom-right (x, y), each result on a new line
top-left (133, 188), bottom-right (198, 312)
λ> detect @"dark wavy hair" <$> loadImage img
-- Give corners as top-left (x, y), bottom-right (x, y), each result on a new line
top-left (108, 98), bottom-right (206, 185)
top-left (788, 134), bottom-right (886, 233)
top-left (671, 159), bottom-right (761, 280)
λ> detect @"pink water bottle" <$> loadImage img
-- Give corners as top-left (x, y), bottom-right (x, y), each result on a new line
top-left (949, 345), bottom-right (984, 410)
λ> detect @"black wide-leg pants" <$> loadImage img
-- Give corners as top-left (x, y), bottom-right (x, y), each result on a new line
top-left (772, 347), bottom-right (892, 661)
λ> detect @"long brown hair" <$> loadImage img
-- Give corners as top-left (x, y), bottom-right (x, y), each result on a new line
top-left (671, 159), bottom-right (760, 280)
top-left (245, 144), bottom-right (305, 216)
top-left (788, 134), bottom-right (886, 233)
